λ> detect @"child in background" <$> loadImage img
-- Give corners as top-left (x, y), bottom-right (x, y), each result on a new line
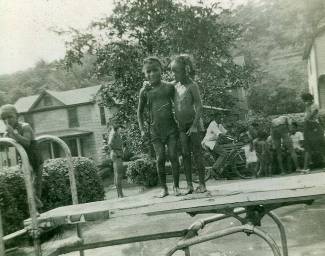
top-left (0, 104), bottom-right (43, 209)
top-left (108, 124), bottom-right (124, 198)
top-left (254, 130), bottom-right (272, 177)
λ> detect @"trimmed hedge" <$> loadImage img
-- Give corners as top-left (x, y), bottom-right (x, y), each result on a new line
top-left (0, 157), bottom-right (105, 235)
top-left (0, 167), bottom-right (27, 235)
top-left (126, 156), bottom-right (158, 187)
top-left (41, 157), bottom-right (105, 211)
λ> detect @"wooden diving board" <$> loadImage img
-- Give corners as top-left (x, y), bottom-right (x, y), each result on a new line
top-left (25, 172), bottom-right (325, 229)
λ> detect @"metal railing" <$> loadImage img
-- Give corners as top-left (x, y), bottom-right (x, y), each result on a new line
top-left (0, 135), bottom-right (82, 256)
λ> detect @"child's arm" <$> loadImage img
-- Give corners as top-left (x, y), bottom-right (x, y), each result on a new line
top-left (189, 83), bottom-right (203, 131)
top-left (137, 87), bottom-right (147, 137)
top-left (6, 124), bottom-right (33, 148)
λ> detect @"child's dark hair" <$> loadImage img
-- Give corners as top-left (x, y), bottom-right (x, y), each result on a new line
top-left (171, 54), bottom-right (195, 79)
top-left (301, 92), bottom-right (314, 102)
top-left (0, 104), bottom-right (17, 120)
top-left (142, 56), bottom-right (163, 72)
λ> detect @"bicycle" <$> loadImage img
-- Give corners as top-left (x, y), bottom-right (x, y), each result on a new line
top-left (193, 134), bottom-right (256, 183)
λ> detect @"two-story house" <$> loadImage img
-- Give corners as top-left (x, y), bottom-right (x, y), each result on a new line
top-left (303, 25), bottom-right (325, 109)
top-left (8, 85), bottom-right (116, 165)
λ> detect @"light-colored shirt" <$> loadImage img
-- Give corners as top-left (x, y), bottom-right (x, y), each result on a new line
top-left (291, 131), bottom-right (304, 150)
top-left (201, 121), bottom-right (227, 150)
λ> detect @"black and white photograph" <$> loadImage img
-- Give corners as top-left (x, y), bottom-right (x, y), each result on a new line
top-left (1, 0), bottom-right (325, 255)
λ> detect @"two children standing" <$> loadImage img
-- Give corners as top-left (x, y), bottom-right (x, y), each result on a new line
top-left (137, 55), bottom-right (206, 197)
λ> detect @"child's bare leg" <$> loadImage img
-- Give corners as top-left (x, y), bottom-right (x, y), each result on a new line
top-left (114, 158), bottom-right (124, 198)
top-left (167, 134), bottom-right (181, 196)
top-left (180, 132), bottom-right (194, 194)
top-left (153, 142), bottom-right (168, 197)
top-left (191, 132), bottom-right (207, 193)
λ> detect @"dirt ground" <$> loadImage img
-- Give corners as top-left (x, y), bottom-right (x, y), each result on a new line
top-left (10, 173), bottom-right (325, 256)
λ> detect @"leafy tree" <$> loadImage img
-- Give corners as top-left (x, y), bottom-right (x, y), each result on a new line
top-left (247, 80), bottom-right (304, 116)
top-left (63, 0), bottom-right (257, 154)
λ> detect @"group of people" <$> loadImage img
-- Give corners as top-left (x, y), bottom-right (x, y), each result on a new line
top-left (1, 56), bottom-right (324, 203)
top-left (247, 93), bottom-right (325, 177)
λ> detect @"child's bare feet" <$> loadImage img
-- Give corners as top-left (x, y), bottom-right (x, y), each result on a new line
top-left (184, 185), bottom-right (194, 195)
top-left (173, 187), bottom-right (181, 196)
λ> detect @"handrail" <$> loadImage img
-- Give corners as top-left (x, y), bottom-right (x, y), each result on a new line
top-left (36, 135), bottom-right (79, 205)
top-left (35, 135), bottom-right (83, 256)
top-left (0, 208), bottom-right (5, 256)
top-left (0, 135), bottom-right (81, 256)
top-left (0, 138), bottom-right (41, 256)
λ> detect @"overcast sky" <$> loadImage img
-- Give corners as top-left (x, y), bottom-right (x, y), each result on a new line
top-left (0, 0), bottom-right (246, 75)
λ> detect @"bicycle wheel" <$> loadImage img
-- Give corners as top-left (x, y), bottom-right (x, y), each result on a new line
top-left (231, 149), bottom-right (255, 179)
top-left (192, 152), bottom-right (214, 183)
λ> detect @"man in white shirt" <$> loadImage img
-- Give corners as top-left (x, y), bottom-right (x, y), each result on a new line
top-left (201, 120), bottom-right (228, 172)
top-left (201, 120), bottom-right (227, 151)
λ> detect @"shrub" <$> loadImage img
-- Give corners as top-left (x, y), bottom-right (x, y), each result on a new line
top-left (0, 157), bottom-right (105, 235)
top-left (126, 156), bottom-right (158, 187)
top-left (97, 158), bottom-right (114, 179)
top-left (0, 166), bottom-right (27, 235)
top-left (41, 157), bottom-right (105, 211)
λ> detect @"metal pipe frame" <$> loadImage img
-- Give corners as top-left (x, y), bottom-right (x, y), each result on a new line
top-left (267, 211), bottom-right (288, 256)
top-left (36, 135), bottom-right (84, 256)
top-left (0, 138), bottom-right (41, 256)
top-left (0, 136), bottom-right (81, 256)
top-left (165, 224), bottom-right (281, 256)
top-left (0, 208), bottom-right (5, 256)
top-left (172, 207), bottom-right (288, 256)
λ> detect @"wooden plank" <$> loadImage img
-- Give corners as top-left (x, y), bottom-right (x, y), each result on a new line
top-left (25, 172), bottom-right (325, 228)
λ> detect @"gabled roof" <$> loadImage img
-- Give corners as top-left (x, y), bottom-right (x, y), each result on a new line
top-left (15, 95), bottom-right (40, 114)
top-left (15, 85), bottom-right (101, 113)
top-left (303, 25), bottom-right (325, 60)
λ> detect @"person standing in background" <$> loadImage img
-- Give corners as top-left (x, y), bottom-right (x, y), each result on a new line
top-left (301, 93), bottom-right (325, 170)
top-left (108, 123), bottom-right (124, 198)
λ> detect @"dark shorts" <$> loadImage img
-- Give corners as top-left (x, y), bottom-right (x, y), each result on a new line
top-left (150, 123), bottom-right (178, 144)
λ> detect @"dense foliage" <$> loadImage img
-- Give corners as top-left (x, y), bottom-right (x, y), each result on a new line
top-left (126, 157), bottom-right (158, 187)
top-left (0, 157), bottom-right (105, 235)
top-left (0, 167), bottom-right (27, 235)
top-left (42, 157), bottom-right (105, 211)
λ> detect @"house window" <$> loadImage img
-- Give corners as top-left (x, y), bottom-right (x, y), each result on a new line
top-left (67, 108), bottom-right (79, 128)
top-left (64, 138), bottom-right (83, 157)
top-left (43, 95), bottom-right (53, 106)
top-left (99, 106), bottom-right (106, 125)
top-left (53, 142), bottom-right (61, 158)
